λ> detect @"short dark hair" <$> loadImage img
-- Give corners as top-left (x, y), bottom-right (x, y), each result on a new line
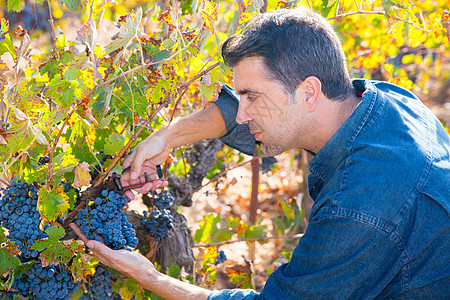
top-left (222, 8), bottom-right (353, 101)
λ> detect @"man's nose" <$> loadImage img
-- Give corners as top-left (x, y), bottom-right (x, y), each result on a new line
top-left (236, 99), bottom-right (253, 124)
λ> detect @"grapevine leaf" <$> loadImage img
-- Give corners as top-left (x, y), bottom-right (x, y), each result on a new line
top-left (243, 223), bottom-right (267, 240)
top-left (0, 248), bottom-right (20, 276)
top-left (382, 0), bottom-right (399, 19)
top-left (280, 200), bottom-right (295, 220)
top-left (73, 161), bottom-right (91, 188)
top-left (158, 9), bottom-right (177, 30)
top-left (200, 80), bottom-right (221, 102)
top-left (63, 66), bottom-right (83, 81)
top-left (32, 227), bottom-right (76, 266)
top-left (98, 110), bottom-right (118, 129)
top-left (104, 133), bottom-right (125, 155)
top-left (0, 34), bottom-right (16, 60)
top-left (7, 107), bottom-right (47, 153)
top-left (32, 226), bottom-right (66, 251)
top-left (194, 214), bottom-right (233, 243)
top-left (119, 278), bottom-right (143, 300)
top-left (200, 0), bottom-right (218, 34)
top-left (322, 0), bottom-right (339, 18)
top-left (0, 227), bottom-right (5, 243)
top-left (166, 264), bottom-right (181, 278)
top-left (70, 253), bottom-right (97, 282)
top-left (105, 7), bottom-right (142, 61)
top-left (38, 186), bottom-right (70, 222)
top-left (0, 18), bottom-right (9, 34)
top-left (58, 0), bottom-right (81, 12)
top-left (7, 0), bottom-right (23, 12)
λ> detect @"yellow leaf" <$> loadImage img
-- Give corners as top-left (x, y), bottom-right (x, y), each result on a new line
top-left (73, 162), bottom-right (92, 188)
top-left (201, 0), bottom-right (218, 34)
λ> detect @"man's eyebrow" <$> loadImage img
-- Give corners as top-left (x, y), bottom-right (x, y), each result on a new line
top-left (236, 88), bottom-right (261, 96)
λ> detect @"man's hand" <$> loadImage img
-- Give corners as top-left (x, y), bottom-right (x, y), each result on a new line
top-left (121, 132), bottom-right (170, 199)
top-left (70, 223), bottom-right (156, 279)
top-left (121, 103), bottom-right (227, 200)
top-left (70, 223), bottom-right (211, 300)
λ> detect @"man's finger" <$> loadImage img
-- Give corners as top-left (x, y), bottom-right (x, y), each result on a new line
top-left (70, 223), bottom-right (89, 244)
top-left (125, 190), bottom-right (135, 200)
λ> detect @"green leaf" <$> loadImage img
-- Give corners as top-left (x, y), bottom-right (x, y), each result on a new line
top-left (104, 133), bottom-right (125, 155)
top-left (162, 39), bottom-right (175, 49)
top-left (0, 227), bottom-right (6, 243)
top-left (194, 214), bottom-right (233, 243)
top-left (243, 224), bottom-right (267, 241)
top-left (322, 0), bottom-right (339, 18)
top-left (0, 34), bottom-right (16, 60)
top-left (38, 187), bottom-right (70, 221)
top-left (152, 50), bottom-right (170, 62)
top-left (7, 0), bottom-right (23, 12)
top-left (98, 110), bottom-right (118, 129)
top-left (63, 66), bottom-right (83, 81)
top-left (0, 249), bottom-right (20, 275)
top-left (382, 0), bottom-right (402, 19)
top-left (280, 200), bottom-right (295, 220)
top-left (58, 0), bottom-right (81, 12)
top-left (200, 81), bottom-right (220, 102)
top-left (32, 226), bottom-right (65, 251)
top-left (181, 0), bottom-right (193, 14)
top-left (166, 264), bottom-right (180, 278)
top-left (105, 7), bottom-right (142, 62)
top-left (32, 227), bottom-right (75, 264)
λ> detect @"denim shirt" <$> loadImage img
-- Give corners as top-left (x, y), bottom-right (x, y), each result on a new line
top-left (209, 80), bottom-right (450, 299)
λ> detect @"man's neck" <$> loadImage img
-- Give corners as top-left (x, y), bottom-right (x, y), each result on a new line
top-left (309, 94), bottom-right (361, 153)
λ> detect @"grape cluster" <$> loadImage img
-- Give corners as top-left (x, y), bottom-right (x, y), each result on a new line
top-left (11, 262), bottom-right (80, 299)
top-left (80, 267), bottom-right (113, 300)
top-left (38, 156), bottom-right (50, 165)
top-left (0, 181), bottom-right (45, 254)
top-left (141, 190), bottom-right (174, 241)
top-left (214, 250), bottom-right (227, 265)
top-left (154, 189), bottom-right (174, 210)
top-left (75, 190), bottom-right (138, 250)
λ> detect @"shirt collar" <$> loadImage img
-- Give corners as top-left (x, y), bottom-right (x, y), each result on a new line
top-left (308, 79), bottom-right (384, 183)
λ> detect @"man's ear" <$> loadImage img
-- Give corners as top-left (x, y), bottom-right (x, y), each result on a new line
top-left (298, 76), bottom-right (322, 113)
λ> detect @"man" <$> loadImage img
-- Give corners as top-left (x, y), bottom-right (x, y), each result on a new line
top-left (71, 7), bottom-right (450, 299)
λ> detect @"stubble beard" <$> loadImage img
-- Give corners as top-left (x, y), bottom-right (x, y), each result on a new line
top-left (249, 122), bottom-right (286, 156)
top-left (260, 143), bottom-right (285, 156)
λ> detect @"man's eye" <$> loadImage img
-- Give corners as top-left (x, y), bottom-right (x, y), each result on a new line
top-left (247, 96), bottom-right (257, 102)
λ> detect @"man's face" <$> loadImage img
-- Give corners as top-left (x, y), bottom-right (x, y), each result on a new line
top-left (233, 57), bottom-right (305, 156)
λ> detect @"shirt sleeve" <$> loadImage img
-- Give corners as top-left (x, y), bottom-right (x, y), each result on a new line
top-left (209, 209), bottom-right (405, 299)
top-left (214, 85), bottom-right (256, 156)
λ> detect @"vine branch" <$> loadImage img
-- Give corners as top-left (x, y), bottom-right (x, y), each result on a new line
top-left (328, 10), bottom-right (429, 32)
top-left (93, 100), bottom-right (169, 187)
top-left (168, 61), bottom-right (220, 124)
top-left (193, 233), bottom-right (304, 248)
top-left (193, 154), bottom-right (270, 193)
top-left (47, 107), bottom-right (76, 189)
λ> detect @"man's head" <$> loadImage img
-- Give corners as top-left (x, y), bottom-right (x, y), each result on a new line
top-left (222, 8), bottom-right (353, 102)
top-left (222, 8), bottom-right (357, 156)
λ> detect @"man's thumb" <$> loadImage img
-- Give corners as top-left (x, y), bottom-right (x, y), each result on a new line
top-left (86, 241), bottom-right (95, 249)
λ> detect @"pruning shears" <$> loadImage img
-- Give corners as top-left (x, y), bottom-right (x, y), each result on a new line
top-left (112, 165), bottom-right (163, 192)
